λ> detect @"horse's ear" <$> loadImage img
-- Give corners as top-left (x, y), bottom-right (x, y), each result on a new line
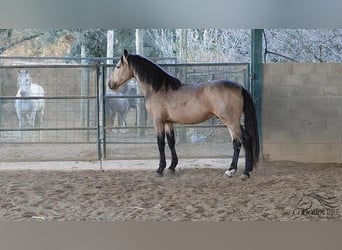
top-left (122, 49), bottom-right (129, 64)
top-left (25, 69), bottom-right (28, 74)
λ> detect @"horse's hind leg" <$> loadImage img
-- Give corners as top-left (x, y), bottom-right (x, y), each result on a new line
top-left (225, 138), bottom-right (241, 177)
top-left (223, 123), bottom-right (242, 177)
top-left (241, 127), bottom-right (253, 178)
top-left (226, 126), bottom-right (253, 180)
top-left (165, 123), bottom-right (178, 172)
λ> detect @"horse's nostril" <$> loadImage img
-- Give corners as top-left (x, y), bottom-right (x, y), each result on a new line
top-left (108, 81), bottom-right (117, 90)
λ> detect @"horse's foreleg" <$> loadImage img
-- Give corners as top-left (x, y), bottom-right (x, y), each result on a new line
top-left (17, 112), bottom-right (25, 140)
top-left (112, 112), bottom-right (118, 133)
top-left (156, 132), bottom-right (166, 176)
top-left (154, 121), bottom-right (166, 176)
top-left (18, 114), bottom-right (24, 128)
top-left (29, 112), bottom-right (37, 141)
top-left (119, 110), bottom-right (128, 133)
top-left (165, 123), bottom-right (178, 172)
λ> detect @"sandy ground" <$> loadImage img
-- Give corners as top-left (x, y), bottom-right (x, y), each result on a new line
top-left (0, 160), bottom-right (341, 221)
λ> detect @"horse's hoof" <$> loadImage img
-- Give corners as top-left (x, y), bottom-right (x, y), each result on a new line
top-left (224, 169), bottom-right (236, 177)
top-left (240, 174), bottom-right (250, 181)
top-left (156, 170), bottom-right (164, 177)
top-left (168, 167), bottom-right (176, 173)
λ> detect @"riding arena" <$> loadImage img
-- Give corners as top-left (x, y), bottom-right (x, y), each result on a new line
top-left (0, 54), bottom-right (341, 221)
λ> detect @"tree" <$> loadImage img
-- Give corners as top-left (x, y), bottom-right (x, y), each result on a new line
top-left (263, 29), bottom-right (342, 62)
top-left (1, 29), bottom-right (342, 63)
top-left (144, 29), bottom-right (177, 57)
top-left (69, 29), bottom-right (107, 57)
top-left (0, 29), bottom-right (44, 54)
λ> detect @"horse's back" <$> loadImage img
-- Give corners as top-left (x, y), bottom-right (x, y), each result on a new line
top-left (106, 92), bottom-right (129, 112)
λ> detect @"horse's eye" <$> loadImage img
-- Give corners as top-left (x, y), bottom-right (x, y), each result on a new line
top-left (116, 65), bottom-right (120, 69)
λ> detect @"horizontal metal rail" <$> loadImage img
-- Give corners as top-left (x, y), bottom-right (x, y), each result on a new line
top-left (0, 127), bottom-right (97, 132)
top-left (2, 141), bottom-right (98, 145)
top-left (104, 95), bottom-right (144, 99)
top-left (0, 96), bottom-right (97, 100)
top-left (105, 124), bottom-right (226, 130)
top-left (0, 64), bottom-right (99, 69)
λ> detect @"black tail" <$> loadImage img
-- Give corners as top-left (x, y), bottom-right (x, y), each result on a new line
top-left (242, 87), bottom-right (260, 167)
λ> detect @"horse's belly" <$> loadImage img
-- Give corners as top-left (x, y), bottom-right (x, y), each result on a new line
top-left (168, 106), bottom-right (213, 124)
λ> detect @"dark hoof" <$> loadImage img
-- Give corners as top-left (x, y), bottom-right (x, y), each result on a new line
top-left (156, 169), bottom-right (164, 176)
top-left (240, 173), bottom-right (250, 181)
top-left (168, 166), bottom-right (176, 173)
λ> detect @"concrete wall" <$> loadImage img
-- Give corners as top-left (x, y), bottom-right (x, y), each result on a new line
top-left (263, 63), bottom-right (342, 163)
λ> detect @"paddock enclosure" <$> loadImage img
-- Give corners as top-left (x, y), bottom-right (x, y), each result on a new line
top-left (2, 59), bottom-right (342, 164)
top-left (1, 58), bottom-right (342, 221)
top-left (0, 57), bottom-right (249, 162)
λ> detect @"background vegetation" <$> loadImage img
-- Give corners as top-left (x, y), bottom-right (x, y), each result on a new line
top-left (1, 29), bottom-right (342, 63)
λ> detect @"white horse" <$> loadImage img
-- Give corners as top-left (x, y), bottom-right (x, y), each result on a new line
top-left (15, 69), bottom-right (45, 140)
top-left (105, 90), bottom-right (130, 132)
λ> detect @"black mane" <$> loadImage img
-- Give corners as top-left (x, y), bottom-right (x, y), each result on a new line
top-left (127, 54), bottom-right (182, 92)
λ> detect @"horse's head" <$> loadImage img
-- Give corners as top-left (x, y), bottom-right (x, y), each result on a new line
top-left (108, 49), bottom-right (134, 91)
top-left (17, 69), bottom-right (31, 97)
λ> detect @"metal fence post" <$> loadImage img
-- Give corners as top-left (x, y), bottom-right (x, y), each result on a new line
top-left (102, 65), bottom-right (107, 159)
top-left (251, 29), bottom-right (263, 155)
top-left (96, 64), bottom-right (104, 165)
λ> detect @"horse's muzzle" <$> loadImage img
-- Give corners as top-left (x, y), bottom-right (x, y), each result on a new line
top-left (108, 80), bottom-right (120, 90)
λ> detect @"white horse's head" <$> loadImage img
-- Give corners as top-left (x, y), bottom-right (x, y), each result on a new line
top-left (17, 69), bottom-right (32, 97)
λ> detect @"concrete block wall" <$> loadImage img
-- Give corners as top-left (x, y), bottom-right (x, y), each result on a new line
top-left (263, 63), bottom-right (342, 163)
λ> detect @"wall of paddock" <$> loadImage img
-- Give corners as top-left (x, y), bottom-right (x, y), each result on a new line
top-left (263, 63), bottom-right (342, 163)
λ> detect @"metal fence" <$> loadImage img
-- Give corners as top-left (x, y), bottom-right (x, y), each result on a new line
top-left (0, 56), bottom-right (249, 162)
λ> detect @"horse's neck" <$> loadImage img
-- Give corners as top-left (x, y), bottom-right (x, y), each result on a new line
top-left (134, 76), bottom-right (152, 97)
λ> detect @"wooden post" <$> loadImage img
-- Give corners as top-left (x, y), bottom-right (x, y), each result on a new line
top-left (106, 30), bottom-right (114, 92)
top-left (178, 29), bottom-right (188, 142)
top-left (80, 45), bottom-right (88, 127)
top-left (135, 29), bottom-right (146, 136)
top-left (179, 29), bottom-right (188, 65)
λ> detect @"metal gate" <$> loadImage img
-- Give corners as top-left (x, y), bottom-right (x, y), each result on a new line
top-left (0, 56), bottom-right (249, 162)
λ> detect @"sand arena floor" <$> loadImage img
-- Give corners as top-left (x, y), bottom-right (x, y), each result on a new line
top-left (0, 160), bottom-right (341, 221)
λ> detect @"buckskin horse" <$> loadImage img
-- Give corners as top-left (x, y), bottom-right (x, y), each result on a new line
top-left (108, 50), bottom-right (259, 180)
